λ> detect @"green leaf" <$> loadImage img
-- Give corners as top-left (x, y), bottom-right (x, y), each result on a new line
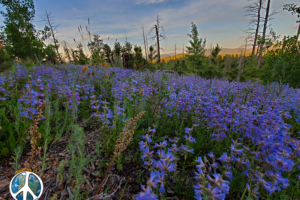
top-left (37, 124), bottom-right (46, 137)
top-left (1, 147), bottom-right (9, 157)
top-left (154, 135), bottom-right (168, 143)
top-left (145, 100), bottom-right (153, 105)
top-left (9, 132), bottom-right (16, 150)
top-left (0, 141), bottom-right (5, 149)
top-left (0, 108), bottom-right (9, 122)
top-left (8, 123), bottom-right (13, 135)
top-left (135, 130), bottom-right (144, 136)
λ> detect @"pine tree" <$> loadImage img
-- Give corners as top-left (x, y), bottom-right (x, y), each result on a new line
top-left (186, 22), bottom-right (206, 72)
top-left (148, 45), bottom-right (158, 63)
top-left (134, 46), bottom-right (147, 70)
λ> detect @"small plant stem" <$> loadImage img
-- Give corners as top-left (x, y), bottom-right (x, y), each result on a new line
top-left (94, 154), bottom-right (118, 198)
top-left (240, 187), bottom-right (247, 200)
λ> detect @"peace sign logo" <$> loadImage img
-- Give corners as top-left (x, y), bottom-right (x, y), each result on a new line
top-left (9, 171), bottom-right (44, 200)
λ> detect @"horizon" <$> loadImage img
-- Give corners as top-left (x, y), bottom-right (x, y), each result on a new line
top-left (0, 0), bottom-right (298, 57)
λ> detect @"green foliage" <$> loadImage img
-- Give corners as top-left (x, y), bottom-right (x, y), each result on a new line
top-left (0, 0), bottom-right (49, 61)
top-left (198, 64), bottom-right (223, 79)
top-left (103, 43), bottom-right (112, 62)
top-left (134, 46), bottom-right (148, 70)
top-left (123, 41), bottom-right (133, 53)
top-left (53, 99), bottom-right (73, 142)
top-left (260, 36), bottom-right (300, 87)
top-left (67, 124), bottom-right (92, 200)
top-left (0, 45), bottom-right (10, 65)
top-left (186, 22), bottom-right (206, 71)
top-left (12, 145), bottom-right (23, 171)
top-left (43, 44), bottom-right (58, 62)
top-left (283, 3), bottom-right (300, 18)
top-left (148, 45), bottom-right (158, 63)
top-left (0, 61), bottom-right (13, 72)
top-left (127, 53), bottom-right (135, 69)
top-left (87, 34), bottom-right (105, 64)
top-left (0, 106), bottom-right (14, 157)
top-left (113, 41), bottom-right (122, 57)
top-left (1, 147), bottom-right (9, 157)
top-left (211, 43), bottom-right (222, 58)
top-left (174, 59), bottom-right (188, 76)
top-left (71, 42), bottom-right (88, 65)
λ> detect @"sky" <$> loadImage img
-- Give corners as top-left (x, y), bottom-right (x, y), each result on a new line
top-left (0, 0), bottom-right (298, 56)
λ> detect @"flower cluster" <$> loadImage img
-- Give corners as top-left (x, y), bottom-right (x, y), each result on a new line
top-left (0, 64), bottom-right (299, 198)
top-left (137, 127), bottom-right (197, 199)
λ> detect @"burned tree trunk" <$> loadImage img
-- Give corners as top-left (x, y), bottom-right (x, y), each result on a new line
top-left (42, 10), bottom-right (62, 63)
top-left (142, 27), bottom-right (148, 61)
top-left (252, 0), bottom-right (263, 55)
top-left (123, 53), bottom-right (129, 69)
top-left (149, 15), bottom-right (166, 64)
top-left (258, 0), bottom-right (271, 68)
top-left (109, 56), bottom-right (114, 67)
top-left (155, 25), bottom-right (160, 62)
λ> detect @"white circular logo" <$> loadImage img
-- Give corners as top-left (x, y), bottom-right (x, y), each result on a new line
top-left (9, 171), bottom-right (44, 200)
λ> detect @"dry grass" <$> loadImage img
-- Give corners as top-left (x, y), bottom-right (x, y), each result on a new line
top-left (29, 101), bottom-right (46, 169)
top-left (94, 111), bottom-right (146, 198)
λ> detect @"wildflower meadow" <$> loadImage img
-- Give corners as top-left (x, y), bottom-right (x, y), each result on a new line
top-left (0, 63), bottom-right (299, 200)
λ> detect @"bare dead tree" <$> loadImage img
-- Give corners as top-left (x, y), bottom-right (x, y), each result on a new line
top-left (244, 0), bottom-right (278, 64)
top-left (257, 0), bottom-right (270, 67)
top-left (244, 39), bottom-right (248, 57)
top-left (149, 15), bottom-right (167, 63)
top-left (41, 10), bottom-right (62, 63)
top-left (243, 36), bottom-right (252, 71)
top-left (145, 32), bottom-right (149, 59)
top-left (237, 50), bottom-right (243, 82)
top-left (142, 27), bottom-right (148, 61)
top-left (175, 43), bottom-right (176, 60)
top-left (244, 0), bottom-right (265, 56)
top-left (258, 0), bottom-right (275, 67)
top-left (210, 42), bottom-right (212, 65)
top-left (62, 41), bottom-right (72, 63)
top-left (283, 3), bottom-right (300, 45)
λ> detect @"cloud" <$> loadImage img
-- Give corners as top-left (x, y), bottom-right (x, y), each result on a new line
top-left (167, 34), bottom-right (187, 37)
top-left (31, 0), bottom-right (294, 54)
top-left (135, 0), bottom-right (165, 4)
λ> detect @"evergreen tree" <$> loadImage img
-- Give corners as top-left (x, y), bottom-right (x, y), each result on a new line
top-left (211, 44), bottom-right (222, 58)
top-left (148, 45), bottom-right (158, 63)
top-left (113, 41), bottom-right (122, 57)
top-left (87, 35), bottom-right (104, 64)
top-left (134, 45), bottom-right (147, 70)
top-left (113, 41), bottom-right (122, 67)
top-left (103, 44), bottom-right (112, 63)
top-left (71, 42), bottom-right (88, 65)
top-left (186, 22), bottom-right (206, 72)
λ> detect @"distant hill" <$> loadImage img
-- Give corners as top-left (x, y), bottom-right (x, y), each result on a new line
top-left (156, 47), bottom-right (257, 58)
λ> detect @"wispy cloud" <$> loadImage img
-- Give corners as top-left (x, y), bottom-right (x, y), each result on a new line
top-left (167, 34), bottom-right (187, 37)
top-left (1, 0), bottom-right (294, 55)
top-left (135, 0), bottom-right (165, 4)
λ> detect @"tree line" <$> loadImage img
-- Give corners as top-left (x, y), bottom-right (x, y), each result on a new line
top-left (0, 0), bottom-right (299, 87)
